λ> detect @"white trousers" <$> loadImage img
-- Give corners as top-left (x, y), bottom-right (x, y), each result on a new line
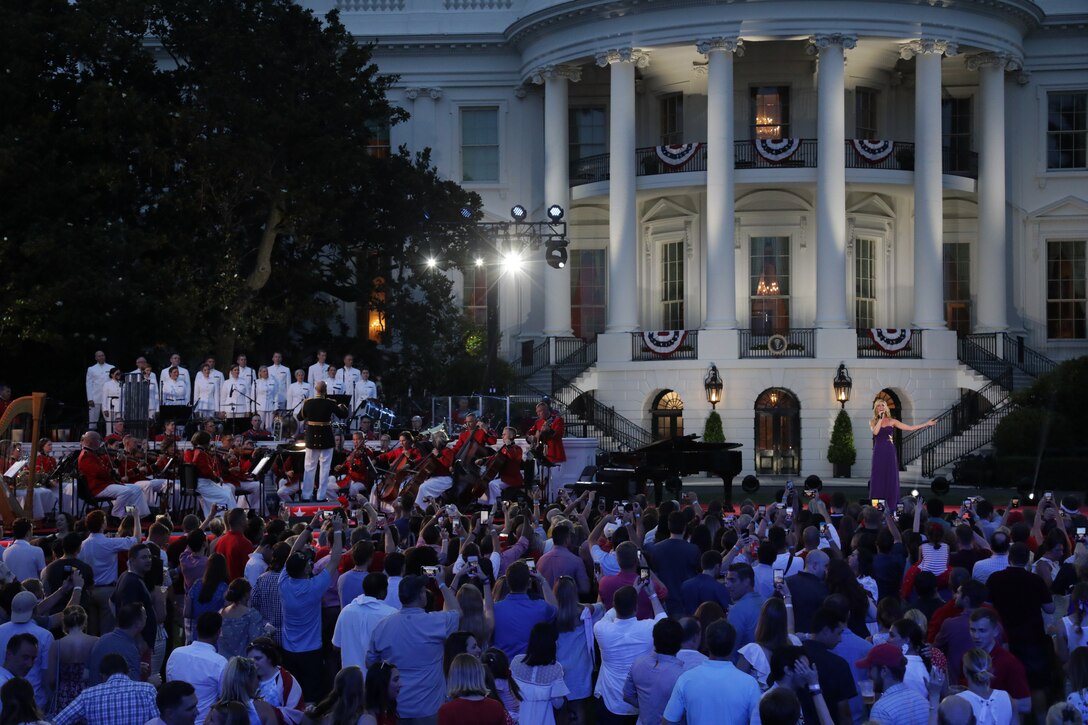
top-left (89, 402), bottom-right (102, 425)
top-left (487, 479), bottom-right (512, 504)
top-left (196, 479), bottom-right (237, 518)
top-left (17, 487), bottom-right (59, 520)
top-left (415, 476), bottom-right (453, 504)
top-left (302, 448), bottom-right (333, 501)
top-left (100, 483), bottom-right (152, 519)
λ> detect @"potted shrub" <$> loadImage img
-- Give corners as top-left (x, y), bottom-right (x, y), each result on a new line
top-left (703, 411), bottom-right (725, 443)
top-left (827, 409), bottom-right (856, 478)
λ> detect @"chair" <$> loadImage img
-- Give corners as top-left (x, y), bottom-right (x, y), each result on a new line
top-left (178, 463), bottom-right (200, 516)
top-left (75, 475), bottom-right (113, 517)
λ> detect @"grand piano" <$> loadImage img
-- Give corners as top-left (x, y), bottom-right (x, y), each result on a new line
top-left (591, 434), bottom-right (744, 506)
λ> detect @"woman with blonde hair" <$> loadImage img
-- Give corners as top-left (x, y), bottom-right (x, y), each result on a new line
top-left (303, 666), bottom-right (367, 725)
top-left (456, 581), bottom-right (494, 648)
top-left (48, 605), bottom-right (98, 713)
top-left (553, 577), bottom-right (602, 724)
top-left (439, 653), bottom-right (509, 723)
top-left (215, 656), bottom-right (278, 725)
top-left (869, 397), bottom-right (935, 506)
top-left (736, 596), bottom-right (800, 690)
top-left (958, 647), bottom-right (1015, 725)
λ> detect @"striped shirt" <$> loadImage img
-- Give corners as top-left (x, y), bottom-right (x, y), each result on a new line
top-left (251, 568), bottom-right (284, 644)
top-left (53, 674), bottom-right (158, 725)
top-left (869, 682), bottom-right (931, 725)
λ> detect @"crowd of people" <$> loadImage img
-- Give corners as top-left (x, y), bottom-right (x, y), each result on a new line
top-left (0, 479), bottom-right (1080, 724)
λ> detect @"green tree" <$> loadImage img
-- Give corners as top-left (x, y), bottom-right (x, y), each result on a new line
top-left (703, 411), bottom-right (725, 443)
top-left (827, 409), bottom-right (857, 468)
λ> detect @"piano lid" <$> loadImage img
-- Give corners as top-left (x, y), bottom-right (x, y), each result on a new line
top-left (630, 434), bottom-right (741, 452)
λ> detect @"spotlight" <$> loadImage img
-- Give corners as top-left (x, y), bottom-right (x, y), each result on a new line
top-left (459, 207), bottom-right (474, 219)
top-left (510, 205), bottom-right (528, 222)
top-left (501, 250), bottom-right (523, 273)
top-left (741, 474), bottom-right (760, 494)
top-left (426, 257), bottom-right (437, 269)
top-left (911, 488), bottom-right (919, 498)
top-left (474, 257), bottom-right (484, 267)
top-left (930, 475), bottom-right (950, 496)
top-left (547, 204), bottom-right (565, 221)
top-left (804, 474), bottom-right (823, 492)
top-left (545, 241), bottom-right (567, 270)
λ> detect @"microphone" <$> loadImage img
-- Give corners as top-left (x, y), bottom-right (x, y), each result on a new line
top-left (230, 386), bottom-right (236, 396)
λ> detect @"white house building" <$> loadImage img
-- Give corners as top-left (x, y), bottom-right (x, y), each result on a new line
top-left (310, 0), bottom-right (1088, 481)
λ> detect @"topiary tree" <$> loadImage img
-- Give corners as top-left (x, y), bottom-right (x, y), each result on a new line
top-left (827, 409), bottom-right (856, 477)
top-left (703, 411), bottom-right (725, 443)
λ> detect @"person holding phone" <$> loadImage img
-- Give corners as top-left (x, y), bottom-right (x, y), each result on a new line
top-left (869, 399), bottom-right (935, 507)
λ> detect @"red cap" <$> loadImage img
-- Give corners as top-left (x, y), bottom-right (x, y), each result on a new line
top-left (855, 644), bottom-right (906, 670)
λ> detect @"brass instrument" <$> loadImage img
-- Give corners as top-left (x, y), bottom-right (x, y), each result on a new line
top-left (0, 394), bottom-right (43, 524)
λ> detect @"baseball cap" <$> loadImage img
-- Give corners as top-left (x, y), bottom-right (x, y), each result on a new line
top-left (855, 643), bottom-right (906, 670)
top-left (10, 591), bottom-right (37, 624)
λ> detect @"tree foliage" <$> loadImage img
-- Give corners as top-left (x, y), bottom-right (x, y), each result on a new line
top-left (827, 409), bottom-right (857, 466)
top-left (703, 410), bottom-right (725, 443)
top-left (0, 0), bottom-right (482, 409)
top-left (993, 356), bottom-right (1088, 457)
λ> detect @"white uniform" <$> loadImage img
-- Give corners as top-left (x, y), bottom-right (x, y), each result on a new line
top-left (307, 362), bottom-right (329, 387)
top-left (238, 366), bottom-right (256, 397)
top-left (358, 378), bottom-right (378, 403)
top-left (219, 377), bottom-right (249, 418)
top-left (267, 364), bottom-right (290, 408)
top-left (160, 366), bottom-right (191, 403)
top-left (337, 367), bottom-right (363, 420)
top-left (324, 374), bottom-right (344, 396)
top-left (161, 377), bottom-right (189, 405)
top-left (193, 374), bottom-right (218, 417)
top-left (100, 379), bottom-right (123, 422)
top-left (286, 382), bottom-right (311, 417)
top-left (145, 376), bottom-right (159, 417)
top-left (254, 378), bottom-right (277, 429)
top-left (85, 362), bottom-right (112, 425)
top-left (130, 368), bottom-right (158, 390)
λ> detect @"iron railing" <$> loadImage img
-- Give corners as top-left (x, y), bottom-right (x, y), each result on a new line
top-left (900, 369), bottom-right (1012, 465)
top-left (964, 333), bottom-right (1057, 380)
top-left (856, 330), bottom-right (924, 359)
top-left (550, 338), bottom-right (597, 392)
top-left (739, 328), bottom-right (816, 358)
top-left (920, 403), bottom-right (1015, 477)
top-left (957, 335), bottom-right (1015, 386)
top-left (553, 336), bottom-right (589, 364)
top-left (519, 338), bottom-right (551, 375)
top-left (551, 380), bottom-right (653, 452)
top-left (630, 331), bottom-right (699, 361)
top-left (844, 141), bottom-right (915, 172)
top-left (635, 146), bottom-right (708, 176)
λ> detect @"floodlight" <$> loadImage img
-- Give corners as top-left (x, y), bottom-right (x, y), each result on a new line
top-left (510, 205), bottom-right (528, 222)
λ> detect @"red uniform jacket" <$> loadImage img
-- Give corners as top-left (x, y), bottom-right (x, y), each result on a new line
top-left (78, 450), bottom-right (116, 496)
top-left (486, 443), bottom-right (524, 487)
top-left (338, 449), bottom-right (371, 487)
top-left (35, 455), bottom-right (56, 475)
top-left (529, 414), bottom-right (566, 463)
top-left (423, 446), bottom-right (456, 478)
top-left (451, 428), bottom-right (497, 455)
top-left (190, 448), bottom-right (220, 482)
top-left (378, 447), bottom-right (420, 466)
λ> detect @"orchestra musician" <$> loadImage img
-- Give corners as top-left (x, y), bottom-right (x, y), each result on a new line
top-left (527, 401), bottom-right (566, 465)
top-left (216, 438), bottom-right (263, 505)
top-left (286, 370), bottom-right (311, 419)
top-left (357, 417), bottom-right (378, 442)
top-left (376, 433), bottom-right (393, 454)
top-left (335, 432), bottom-right (371, 497)
top-left (34, 439), bottom-right (57, 476)
top-left (86, 350), bottom-right (112, 429)
top-left (2, 440), bottom-right (59, 521)
top-left (104, 420), bottom-right (126, 446)
top-left (187, 431), bottom-right (240, 517)
top-left (159, 353), bottom-right (191, 404)
top-left (77, 431), bottom-right (151, 518)
top-left (254, 366), bottom-right (277, 430)
top-left (409, 416), bottom-right (424, 435)
top-left (413, 430), bottom-right (457, 503)
top-left (475, 426), bottom-right (524, 503)
top-left (450, 413), bottom-right (496, 454)
top-left (275, 446), bottom-right (302, 503)
top-left (118, 435), bottom-right (168, 511)
top-left (298, 381), bottom-right (349, 502)
top-left (377, 432), bottom-right (420, 468)
top-left (243, 414), bottom-right (273, 442)
top-left (451, 398), bottom-right (472, 430)
top-left (155, 419), bottom-right (178, 443)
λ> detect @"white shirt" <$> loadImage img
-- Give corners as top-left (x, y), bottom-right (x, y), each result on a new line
top-left (244, 553), bottom-right (268, 587)
top-left (193, 375), bottom-right (218, 413)
top-left (958, 688), bottom-right (1014, 725)
top-left (101, 379), bottom-right (123, 419)
top-left (324, 375), bottom-right (344, 396)
top-left (254, 378), bottom-right (277, 413)
top-left (267, 365), bottom-right (291, 405)
top-left (166, 641), bottom-right (227, 724)
top-left (286, 382), bottom-right (312, 415)
top-left (237, 366), bottom-right (256, 390)
top-left (307, 362), bottom-right (329, 387)
top-left (332, 594), bottom-right (397, 671)
top-left (160, 367), bottom-right (192, 402)
top-left (130, 369), bottom-right (158, 389)
top-left (973, 553), bottom-right (1010, 583)
top-left (86, 362), bottom-right (112, 403)
top-left (594, 609), bottom-right (666, 715)
top-left (161, 377), bottom-right (189, 406)
top-left (78, 533), bottom-right (139, 586)
top-left (2, 539), bottom-right (46, 582)
top-left (0, 621), bottom-right (53, 707)
top-left (336, 367), bottom-right (362, 389)
top-left (358, 378), bottom-right (378, 402)
top-left (383, 576), bottom-right (403, 610)
top-left (220, 377), bottom-right (249, 416)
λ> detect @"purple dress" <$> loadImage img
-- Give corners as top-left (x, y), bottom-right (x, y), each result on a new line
top-left (870, 423), bottom-right (900, 505)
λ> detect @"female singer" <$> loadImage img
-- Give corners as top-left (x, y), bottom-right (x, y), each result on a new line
top-left (193, 364), bottom-right (218, 418)
top-left (254, 366), bottom-right (277, 431)
top-left (286, 369), bottom-right (311, 419)
top-left (143, 366), bottom-right (160, 422)
top-left (869, 398), bottom-right (935, 505)
top-left (100, 367), bottom-right (124, 423)
top-left (162, 367), bottom-right (188, 406)
top-left (219, 365), bottom-right (247, 420)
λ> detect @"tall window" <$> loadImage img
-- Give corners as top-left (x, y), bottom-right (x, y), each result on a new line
top-left (659, 93), bottom-right (684, 145)
top-left (855, 88), bottom-right (878, 138)
top-left (569, 107), bottom-right (606, 163)
top-left (661, 241), bottom-right (685, 329)
top-left (1047, 240), bottom-right (1086, 339)
top-left (750, 236), bottom-right (790, 335)
top-left (364, 120), bottom-right (391, 159)
top-left (854, 238), bottom-right (876, 329)
top-left (570, 249), bottom-right (606, 340)
top-left (943, 242), bottom-right (971, 336)
top-left (1047, 92), bottom-right (1088, 170)
top-left (751, 87), bottom-right (789, 139)
top-left (462, 265), bottom-right (488, 326)
top-left (942, 98), bottom-right (972, 174)
top-left (461, 107), bottom-right (499, 183)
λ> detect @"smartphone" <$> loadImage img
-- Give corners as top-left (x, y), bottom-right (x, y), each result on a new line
top-left (1077, 527), bottom-right (1087, 543)
top-left (215, 503), bottom-right (228, 512)
top-left (1045, 492), bottom-right (1054, 501)
top-left (819, 522), bottom-right (828, 536)
top-left (773, 569), bottom-right (784, 585)
top-left (895, 502), bottom-right (904, 519)
top-left (479, 510), bottom-right (490, 524)
top-left (1010, 498), bottom-right (1020, 508)
top-left (446, 504), bottom-right (458, 517)
top-left (871, 498), bottom-right (885, 511)
top-left (452, 519), bottom-right (461, 534)
top-left (467, 556), bottom-right (479, 566)
top-left (322, 510), bottom-right (335, 520)
top-left (639, 567), bottom-right (650, 582)
top-left (524, 559), bottom-right (536, 572)
top-left (63, 565), bottom-right (73, 574)
top-left (804, 489), bottom-right (817, 498)
top-left (725, 515), bottom-right (736, 524)
top-left (598, 498), bottom-right (607, 512)
top-left (758, 505), bottom-right (766, 514)
top-left (421, 565), bottom-right (439, 577)
top-left (963, 499), bottom-right (973, 510)
top-left (785, 507), bottom-right (794, 516)
top-left (621, 500), bottom-right (629, 509)
top-left (593, 562), bottom-right (603, 578)
top-left (124, 505), bottom-right (136, 514)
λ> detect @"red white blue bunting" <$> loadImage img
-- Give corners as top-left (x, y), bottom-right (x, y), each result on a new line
top-left (753, 138), bottom-right (801, 163)
top-left (643, 330), bottom-right (688, 356)
top-left (869, 328), bottom-right (913, 353)
top-left (654, 143), bottom-right (701, 168)
top-left (851, 139), bottom-right (895, 163)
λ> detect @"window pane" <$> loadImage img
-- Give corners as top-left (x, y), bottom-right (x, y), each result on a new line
top-left (855, 238), bottom-right (876, 328)
top-left (461, 108), bottom-right (499, 182)
top-left (1046, 92), bottom-right (1088, 170)
top-left (943, 242), bottom-right (971, 335)
top-left (462, 265), bottom-right (488, 326)
top-left (570, 249), bottom-right (607, 340)
top-left (569, 107), bottom-right (606, 164)
top-left (855, 88), bottom-right (878, 139)
top-left (660, 93), bottom-right (684, 145)
top-left (661, 240), bottom-right (685, 329)
top-left (751, 87), bottom-right (790, 139)
top-left (1047, 240), bottom-right (1087, 338)
top-left (750, 236), bottom-right (790, 334)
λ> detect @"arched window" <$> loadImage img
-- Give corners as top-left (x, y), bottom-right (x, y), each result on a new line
top-left (754, 388), bottom-right (801, 475)
top-left (651, 390), bottom-right (684, 441)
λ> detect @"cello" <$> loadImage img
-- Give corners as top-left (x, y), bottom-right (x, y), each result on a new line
top-left (377, 444), bottom-right (415, 503)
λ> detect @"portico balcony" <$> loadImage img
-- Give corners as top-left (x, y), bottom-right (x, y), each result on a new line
top-left (569, 140), bottom-right (978, 187)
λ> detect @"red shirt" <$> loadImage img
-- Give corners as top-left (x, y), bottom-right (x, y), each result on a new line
top-left (451, 428), bottom-right (497, 455)
top-left (190, 449), bottom-right (219, 481)
top-left (438, 697), bottom-right (508, 725)
top-left (485, 443), bottom-right (524, 487)
top-left (989, 644), bottom-right (1031, 700)
top-left (215, 531), bottom-right (255, 582)
top-left (77, 449), bottom-right (115, 496)
top-left (529, 414), bottom-right (566, 463)
top-left (597, 570), bottom-right (668, 620)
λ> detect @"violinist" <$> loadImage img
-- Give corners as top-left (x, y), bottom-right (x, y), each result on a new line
top-left (376, 433), bottom-right (393, 454)
top-left (188, 431), bottom-right (239, 518)
top-left (76, 430), bottom-right (151, 519)
top-left (413, 430), bottom-right (457, 503)
top-left (335, 432), bottom-right (372, 497)
top-left (475, 426), bottom-right (524, 504)
top-left (119, 435), bottom-right (168, 511)
top-left (155, 419), bottom-right (178, 443)
top-left (357, 416), bottom-right (378, 442)
top-left (526, 401), bottom-right (566, 465)
top-left (275, 444), bottom-right (303, 503)
top-left (219, 438), bottom-right (263, 504)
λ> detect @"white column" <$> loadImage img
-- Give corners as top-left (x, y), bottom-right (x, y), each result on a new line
top-left (810, 34), bottom-right (856, 329)
top-left (698, 37), bottom-right (744, 329)
top-left (902, 39), bottom-right (957, 329)
top-left (968, 52), bottom-right (1018, 332)
top-left (596, 48), bottom-right (649, 333)
top-left (533, 65), bottom-right (582, 338)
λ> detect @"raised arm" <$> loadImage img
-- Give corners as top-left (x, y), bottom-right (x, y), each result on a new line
top-left (894, 418), bottom-right (937, 433)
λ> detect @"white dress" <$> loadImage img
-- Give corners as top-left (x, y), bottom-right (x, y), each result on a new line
top-left (958, 688), bottom-right (1014, 725)
top-left (100, 379), bottom-right (123, 421)
top-left (193, 375), bottom-right (218, 416)
top-left (511, 657), bottom-right (570, 725)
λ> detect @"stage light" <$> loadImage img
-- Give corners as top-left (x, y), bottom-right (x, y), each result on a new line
top-left (547, 204), bottom-right (564, 221)
top-left (911, 488), bottom-right (919, 498)
top-left (545, 241), bottom-right (567, 269)
top-left (475, 257), bottom-right (484, 267)
top-left (501, 250), bottom-right (523, 273)
top-left (426, 257), bottom-right (437, 269)
top-left (459, 207), bottom-right (474, 219)
top-left (510, 205), bottom-right (528, 222)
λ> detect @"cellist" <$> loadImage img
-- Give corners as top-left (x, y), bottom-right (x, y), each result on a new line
top-left (336, 431), bottom-right (372, 497)
top-left (475, 426), bottom-right (523, 504)
top-left (411, 430), bottom-right (456, 504)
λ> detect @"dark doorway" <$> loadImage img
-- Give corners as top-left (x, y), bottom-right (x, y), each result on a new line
top-left (754, 388), bottom-right (801, 475)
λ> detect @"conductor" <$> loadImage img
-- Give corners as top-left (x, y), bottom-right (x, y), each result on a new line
top-left (298, 381), bottom-right (349, 501)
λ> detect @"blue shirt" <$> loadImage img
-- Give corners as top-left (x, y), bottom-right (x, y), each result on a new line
top-left (869, 682), bottom-right (931, 725)
top-left (624, 652), bottom-right (693, 725)
top-left (367, 607), bottom-right (459, 719)
top-left (726, 591), bottom-right (764, 654)
top-left (337, 569), bottom-right (367, 607)
top-left (493, 592), bottom-right (557, 660)
top-left (680, 573), bottom-right (731, 616)
top-left (662, 660), bottom-right (761, 725)
top-left (278, 568), bottom-right (330, 653)
top-left (832, 628), bottom-right (873, 724)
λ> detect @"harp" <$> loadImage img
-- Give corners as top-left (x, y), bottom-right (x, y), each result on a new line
top-left (0, 394), bottom-right (43, 524)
